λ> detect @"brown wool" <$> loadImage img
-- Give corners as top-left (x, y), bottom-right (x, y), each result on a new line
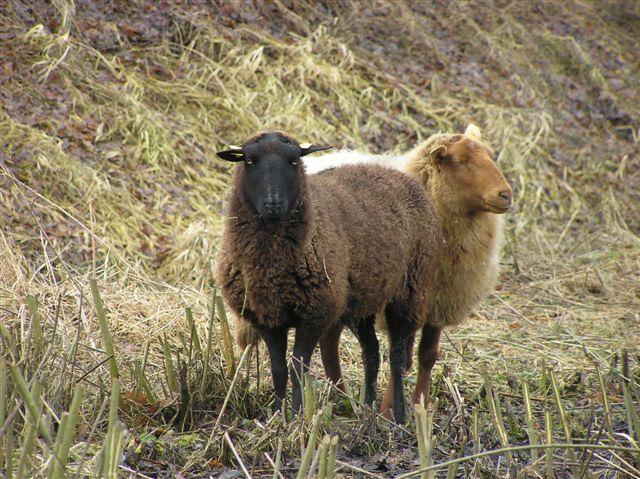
top-left (217, 131), bottom-right (442, 347)
top-left (216, 158), bottom-right (444, 336)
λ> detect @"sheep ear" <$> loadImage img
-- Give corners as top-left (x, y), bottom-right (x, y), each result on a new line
top-left (299, 144), bottom-right (332, 157)
top-left (217, 147), bottom-right (245, 162)
top-left (429, 144), bottom-right (448, 164)
top-left (464, 124), bottom-right (482, 140)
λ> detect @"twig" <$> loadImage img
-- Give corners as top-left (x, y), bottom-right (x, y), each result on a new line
top-left (335, 460), bottom-right (386, 478)
top-left (118, 463), bottom-right (156, 479)
top-left (591, 452), bottom-right (639, 477)
top-left (395, 443), bottom-right (640, 478)
top-left (263, 447), bottom-right (285, 479)
top-left (606, 449), bottom-right (640, 477)
top-left (224, 432), bottom-right (252, 479)
top-left (204, 345), bottom-right (251, 453)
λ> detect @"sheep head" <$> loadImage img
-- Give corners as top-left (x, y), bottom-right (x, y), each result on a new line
top-left (428, 127), bottom-right (512, 214)
top-left (217, 131), bottom-right (331, 221)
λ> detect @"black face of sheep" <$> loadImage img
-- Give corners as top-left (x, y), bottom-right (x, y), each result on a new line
top-left (217, 132), bottom-right (331, 221)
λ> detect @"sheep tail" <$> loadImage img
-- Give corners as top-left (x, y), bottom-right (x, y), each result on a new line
top-left (233, 312), bottom-right (260, 349)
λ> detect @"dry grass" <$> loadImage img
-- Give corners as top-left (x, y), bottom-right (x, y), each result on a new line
top-left (1, 0), bottom-right (639, 477)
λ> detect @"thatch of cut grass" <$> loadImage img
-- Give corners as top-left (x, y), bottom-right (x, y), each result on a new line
top-left (1, 0), bottom-right (639, 477)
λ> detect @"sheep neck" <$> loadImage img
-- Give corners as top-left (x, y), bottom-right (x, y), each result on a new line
top-left (428, 174), bottom-right (504, 326)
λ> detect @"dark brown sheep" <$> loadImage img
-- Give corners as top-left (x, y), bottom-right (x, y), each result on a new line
top-left (215, 131), bottom-right (443, 421)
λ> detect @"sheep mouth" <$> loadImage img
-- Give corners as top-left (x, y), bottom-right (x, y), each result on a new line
top-left (484, 202), bottom-right (512, 214)
top-left (261, 211), bottom-right (286, 221)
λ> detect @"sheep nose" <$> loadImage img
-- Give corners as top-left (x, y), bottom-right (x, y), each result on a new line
top-left (264, 200), bottom-right (283, 213)
top-left (498, 190), bottom-right (512, 203)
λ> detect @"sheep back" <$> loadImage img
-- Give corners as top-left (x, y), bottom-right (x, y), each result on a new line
top-left (216, 163), bottom-right (442, 333)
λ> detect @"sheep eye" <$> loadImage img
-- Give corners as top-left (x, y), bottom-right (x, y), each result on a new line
top-left (245, 158), bottom-right (254, 165)
top-left (290, 158), bottom-right (299, 166)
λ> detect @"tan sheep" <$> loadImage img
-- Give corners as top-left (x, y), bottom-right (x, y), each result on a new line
top-left (379, 124), bottom-right (512, 415)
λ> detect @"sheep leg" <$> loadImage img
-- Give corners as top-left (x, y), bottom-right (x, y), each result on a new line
top-left (290, 322), bottom-right (325, 414)
top-left (258, 326), bottom-right (288, 413)
top-left (385, 320), bottom-right (411, 424)
top-left (412, 324), bottom-right (441, 406)
top-left (380, 328), bottom-right (416, 418)
top-left (405, 329), bottom-right (416, 370)
top-left (319, 322), bottom-right (345, 392)
top-left (380, 376), bottom-right (393, 419)
top-left (353, 317), bottom-right (380, 406)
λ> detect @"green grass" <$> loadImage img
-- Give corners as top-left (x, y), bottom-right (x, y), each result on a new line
top-left (1, 0), bottom-right (639, 477)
